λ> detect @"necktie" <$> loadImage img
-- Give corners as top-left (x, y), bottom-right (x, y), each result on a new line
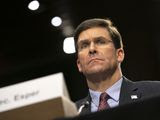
top-left (98, 92), bottom-right (110, 111)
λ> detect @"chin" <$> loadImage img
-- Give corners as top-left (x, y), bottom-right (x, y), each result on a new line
top-left (85, 66), bottom-right (105, 75)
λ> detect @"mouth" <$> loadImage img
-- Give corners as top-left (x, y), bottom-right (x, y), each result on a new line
top-left (88, 58), bottom-right (103, 64)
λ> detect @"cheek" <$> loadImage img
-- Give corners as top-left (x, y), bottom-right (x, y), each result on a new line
top-left (78, 52), bottom-right (87, 62)
top-left (79, 56), bottom-right (87, 65)
top-left (103, 50), bottom-right (117, 62)
top-left (102, 48), bottom-right (115, 57)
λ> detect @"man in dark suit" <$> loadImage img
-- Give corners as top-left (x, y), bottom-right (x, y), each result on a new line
top-left (74, 18), bottom-right (160, 115)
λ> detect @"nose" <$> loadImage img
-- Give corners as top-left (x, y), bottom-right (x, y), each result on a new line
top-left (89, 42), bottom-right (97, 55)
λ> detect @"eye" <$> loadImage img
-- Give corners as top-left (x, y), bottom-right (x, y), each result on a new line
top-left (95, 38), bottom-right (106, 45)
top-left (81, 42), bottom-right (89, 48)
top-left (95, 37), bottom-right (112, 45)
top-left (78, 41), bottom-right (89, 50)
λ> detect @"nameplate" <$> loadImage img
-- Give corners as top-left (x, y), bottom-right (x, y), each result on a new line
top-left (0, 72), bottom-right (69, 112)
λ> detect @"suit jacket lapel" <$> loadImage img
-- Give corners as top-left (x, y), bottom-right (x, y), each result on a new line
top-left (119, 76), bottom-right (142, 105)
top-left (80, 94), bottom-right (91, 115)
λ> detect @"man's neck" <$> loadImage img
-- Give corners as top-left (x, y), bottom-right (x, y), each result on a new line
top-left (86, 68), bottom-right (122, 92)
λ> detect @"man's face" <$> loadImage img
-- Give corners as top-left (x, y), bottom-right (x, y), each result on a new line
top-left (77, 27), bottom-right (124, 76)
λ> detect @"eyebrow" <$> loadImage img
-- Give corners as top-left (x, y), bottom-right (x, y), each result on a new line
top-left (78, 36), bottom-right (111, 44)
top-left (78, 39), bottom-right (89, 45)
top-left (94, 36), bottom-right (110, 41)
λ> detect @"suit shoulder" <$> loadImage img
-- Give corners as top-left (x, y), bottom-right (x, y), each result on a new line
top-left (122, 77), bottom-right (160, 99)
top-left (135, 80), bottom-right (160, 86)
top-left (133, 80), bottom-right (160, 92)
top-left (123, 76), bottom-right (160, 86)
top-left (123, 77), bottom-right (160, 92)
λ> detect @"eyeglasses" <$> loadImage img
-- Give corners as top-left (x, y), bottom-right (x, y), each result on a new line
top-left (77, 37), bottom-right (113, 51)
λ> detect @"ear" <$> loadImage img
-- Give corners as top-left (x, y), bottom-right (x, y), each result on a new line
top-left (77, 59), bottom-right (82, 72)
top-left (116, 48), bottom-right (125, 63)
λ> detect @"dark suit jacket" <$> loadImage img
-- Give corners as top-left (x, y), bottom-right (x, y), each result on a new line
top-left (75, 76), bottom-right (160, 115)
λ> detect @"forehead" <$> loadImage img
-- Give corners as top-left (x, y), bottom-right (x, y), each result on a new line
top-left (78, 27), bottom-right (111, 42)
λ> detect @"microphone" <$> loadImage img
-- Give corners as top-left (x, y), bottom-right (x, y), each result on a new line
top-left (78, 101), bottom-right (89, 114)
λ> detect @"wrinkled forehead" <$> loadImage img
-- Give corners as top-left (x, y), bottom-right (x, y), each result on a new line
top-left (77, 27), bottom-right (111, 42)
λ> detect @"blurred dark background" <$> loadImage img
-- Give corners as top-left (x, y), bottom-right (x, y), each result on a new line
top-left (0, 0), bottom-right (160, 102)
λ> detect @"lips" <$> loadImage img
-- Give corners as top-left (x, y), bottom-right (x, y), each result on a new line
top-left (88, 58), bottom-right (103, 64)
